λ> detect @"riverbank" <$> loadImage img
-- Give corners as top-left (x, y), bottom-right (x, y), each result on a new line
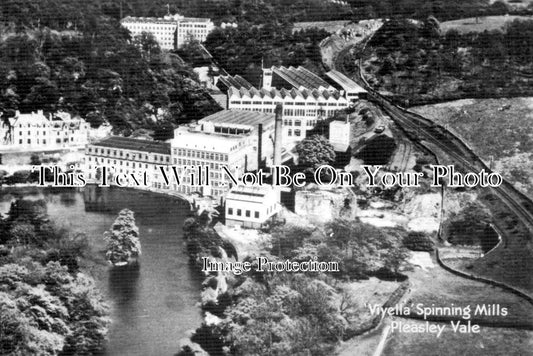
top-left (0, 186), bottom-right (205, 356)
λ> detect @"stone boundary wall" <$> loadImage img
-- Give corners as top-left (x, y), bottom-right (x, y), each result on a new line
top-left (343, 280), bottom-right (410, 340)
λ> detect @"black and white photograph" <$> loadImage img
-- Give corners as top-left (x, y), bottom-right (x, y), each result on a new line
top-left (0, 1), bottom-right (532, 355)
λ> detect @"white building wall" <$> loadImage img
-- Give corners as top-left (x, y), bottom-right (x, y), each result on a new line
top-left (84, 145), bottom-right (171, 189)
top-left (225, 187), bottom-right (280, 228)
top-left (1, 111), bottom-right (90, 151)
top-left (227, 94), bottom-right (348, 143)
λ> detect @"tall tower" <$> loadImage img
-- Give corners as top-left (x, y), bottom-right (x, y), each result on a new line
top-left (273, 104), bottom-right (283, 166)
top-left (262, 64), bottom-right (273, 90)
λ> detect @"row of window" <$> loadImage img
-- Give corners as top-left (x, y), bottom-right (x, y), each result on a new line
top-left (174, 159), bottom-right (223, 170)
top-left (87, 147), bottom-right (170, 163)
top-left (18, 137), bottom-right (72, 145)
top-left (287, 129), bottom-right (302, 137)
top-left (228, 208), bottom-right (260, 219)
top-left (230, 100), bottom-right (345, 107)
top-left (173, 148), bottom-right (228, 161)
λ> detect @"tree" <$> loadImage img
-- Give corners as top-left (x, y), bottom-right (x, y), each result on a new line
top-left (133, 31), bottom-right (161, 60)
top-left (295, 135), bottom-right (336, 171)
top-left (30, 153), bottom-right (42, 166)
top-left (104, 209), bottom-right (141, 266)
top-left (403, 231), bottom-right (434, 251)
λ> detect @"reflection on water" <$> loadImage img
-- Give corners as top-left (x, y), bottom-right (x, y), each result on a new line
top-left (108, 264), bottom-right (141, 309)
top-left (0, 186), bottom-right (203, 356)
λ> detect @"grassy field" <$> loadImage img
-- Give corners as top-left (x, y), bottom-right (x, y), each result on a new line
top-left (412, 97), bottom-right (533, 198)
top-left (406, 262), bottom-right (533, 326)
top-left (441, 15), bottom-right (533, 33)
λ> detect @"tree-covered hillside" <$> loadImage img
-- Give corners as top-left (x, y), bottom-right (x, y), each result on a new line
top-left (0, 0), bottom-right (221, 136)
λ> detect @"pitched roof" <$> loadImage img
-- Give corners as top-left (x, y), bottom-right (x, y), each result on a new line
top-left (227, 86), bottom-right (346, 102)
top-left (199, 110), bottom-right (274, 129)
top-left (326, 70), bottom-right (367, 94)
top-left (272, 66), bottom-right (334, 91)
top-left (218, 75), bottom-right (253, 90)
top-left (92, 136), bottom-right (170, 155)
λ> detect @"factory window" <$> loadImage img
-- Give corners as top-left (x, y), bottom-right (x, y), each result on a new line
top-left (228, 208), bottom-right (233, 215)
top-left (288, 129), bottom-right (292, 136)
top-left (254, 211), bottom-right (259, 218)
top-left (245, 210), bottom-right (250, 217)
top-left (294, 130), bottom-right (301, 136)
top-left (237, 209), bottom-right (242, 216)
top-left (253, 101), bottom-right (261, 105)
top-left (294, 120), bottom-right (301, 127)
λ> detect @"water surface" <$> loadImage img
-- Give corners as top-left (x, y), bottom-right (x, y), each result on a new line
top-left (0, 186), bottom-right (203, 356)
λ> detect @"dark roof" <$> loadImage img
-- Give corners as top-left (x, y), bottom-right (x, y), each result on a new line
top-left (326, 70), bottom-right (367, 94)
top-left (92, 136), bottom-right (170, 155)
top-left (272, 66), bottom-right (333, 90)
top-left (218, 75), bottom-right (253, 90)
top-left (199, 109), bottom-right (274, 128)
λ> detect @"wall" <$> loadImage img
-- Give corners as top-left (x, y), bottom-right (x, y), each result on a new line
top-left (294, 185), bottom-right (356, 224)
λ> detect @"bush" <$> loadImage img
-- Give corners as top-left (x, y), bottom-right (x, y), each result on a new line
top-left (415, 156), bottom-right (432, 166)
top-left (403, 232), bottom-right (434, 251)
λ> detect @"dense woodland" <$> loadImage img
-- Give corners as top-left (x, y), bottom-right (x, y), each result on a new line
top-left (204, 26), bottom-right (330, 86)
top-left (5, 0), bottom-right (520, 25)
top-left (181, 215), bottom-right (411, 355)
top-left (0, 1), bottom-right (221, 137)
top-left (0, 0), bottom-right (525, 134)
top-left (360, 17), bottom-right (533, 104)
top-left (0, 199), bottom-right (109, 355)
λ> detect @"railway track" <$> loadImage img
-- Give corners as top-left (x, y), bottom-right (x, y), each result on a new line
top-left (333, 41), bottom-right (533, 236)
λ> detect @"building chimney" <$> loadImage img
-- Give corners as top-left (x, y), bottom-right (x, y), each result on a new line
top-left (257, 123), bottom-right (263, 170)
top-left (273, 104), bottom-right (283, 166)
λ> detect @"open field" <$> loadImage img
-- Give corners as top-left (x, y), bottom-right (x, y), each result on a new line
top-left (412, 97), bottom-right (533, 198)
top-left (441, 15), bottom-right (533, 33)
top-left (380, 260), bottom-right (533, 355)
top-left (406, 261), bottom-right (533, 326)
